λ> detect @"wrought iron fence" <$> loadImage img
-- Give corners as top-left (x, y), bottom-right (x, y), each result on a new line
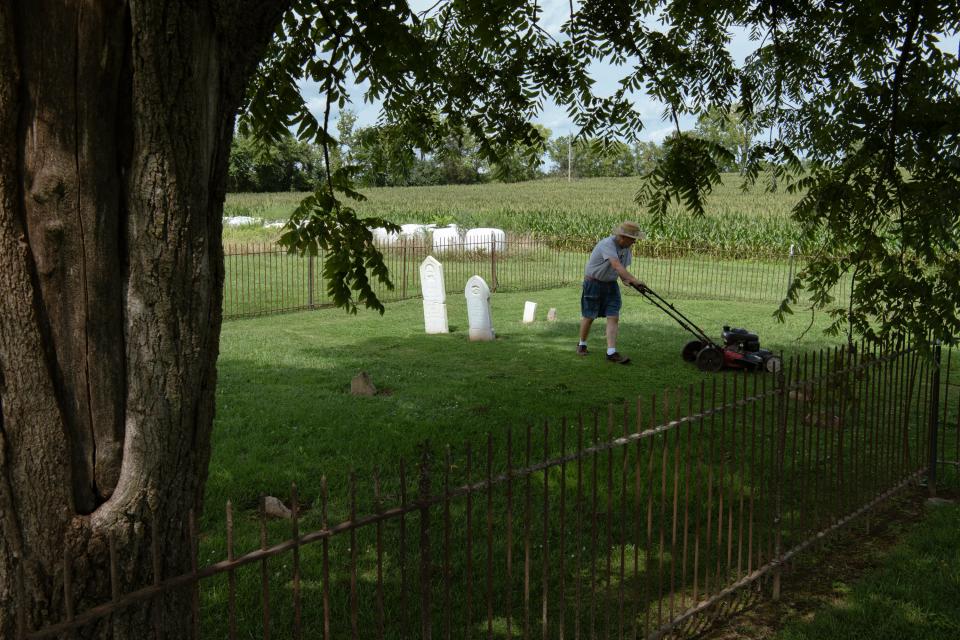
top-left (27, 341), bottom-right (956, 639)
top-left (222, 238), bottom-right (849, 319)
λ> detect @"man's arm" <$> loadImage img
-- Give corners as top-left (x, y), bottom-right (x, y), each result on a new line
top-left (607, 257), bottom-right (644, 287)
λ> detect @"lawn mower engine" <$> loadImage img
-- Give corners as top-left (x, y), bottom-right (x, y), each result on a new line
top-left (719, 326), bottom-right (782, 373)
top-left (681, 326), bottom-right (782, 373)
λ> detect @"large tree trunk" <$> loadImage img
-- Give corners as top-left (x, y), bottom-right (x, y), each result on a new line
top-left (0, 1), bottom-right (289, 635)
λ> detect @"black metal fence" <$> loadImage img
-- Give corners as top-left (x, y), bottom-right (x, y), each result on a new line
top-left (223, 239), bottom-right (848, 319)
top-left (28, 341), bottom-right (957, 639)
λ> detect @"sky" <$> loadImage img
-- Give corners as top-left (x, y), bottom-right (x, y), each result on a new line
top-left (297, 1), bottom-right (960, 143)
top-left (299, 0), bottom-right (714, 142)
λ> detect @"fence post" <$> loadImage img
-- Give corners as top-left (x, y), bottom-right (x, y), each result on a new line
top-left (665, 251), bottom-right (673, 294)
top-left (308, 253), bottom-right (315, 309)
top-left (785, 244), bottom-right (795, 300)
top-left (490, 236), bottom-right (497, 292)
top-left (772, 360), bottom-right (789, 600)
top-left (402, 242), bottom-right (408, 300)
top-left (928, 340), bottom-right (942, 497)
top-left (419, 445), bottom-right (433, 640)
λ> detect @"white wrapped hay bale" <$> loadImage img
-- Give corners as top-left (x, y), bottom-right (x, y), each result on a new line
top-left (370, 226), bottom-right (400, 246)
top-left (432, 226), bottom-right (461, 253)
top-left (464, 227), bottom-right (506, 252)
top-left (224, 216), bottom-right (260, 227)
top-left (399, 223), bottom-right (432, 239)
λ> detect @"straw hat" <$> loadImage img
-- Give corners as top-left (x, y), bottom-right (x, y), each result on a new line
top-left (613, 221), bottom-right (645, 240)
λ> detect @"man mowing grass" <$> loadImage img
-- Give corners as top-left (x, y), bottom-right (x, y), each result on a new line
top-left (578, 221), bottom-right (646, 364)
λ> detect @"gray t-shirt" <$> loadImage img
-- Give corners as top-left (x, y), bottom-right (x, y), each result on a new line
top-left (584, 235), bottom-right (632, 282)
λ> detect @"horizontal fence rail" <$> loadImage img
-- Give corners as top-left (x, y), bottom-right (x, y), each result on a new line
top-left (27, 340), bottom-right (952, 640)
top-left (222, 238), bottom-right (851, 319)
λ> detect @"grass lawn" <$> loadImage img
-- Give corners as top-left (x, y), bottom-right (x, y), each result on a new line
top-left (775, 500), bottom-right (960, 640)
top-left (210, 285), bottom-right (837, 527)
top-left (199, 285), bottom-right (956, 638)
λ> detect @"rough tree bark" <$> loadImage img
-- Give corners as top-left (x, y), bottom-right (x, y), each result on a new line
top-left (0, 1), bottom-right (290, 635)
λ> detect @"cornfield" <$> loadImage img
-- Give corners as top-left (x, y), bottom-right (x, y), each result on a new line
top-left (224, 176), bottom-right (814, 255)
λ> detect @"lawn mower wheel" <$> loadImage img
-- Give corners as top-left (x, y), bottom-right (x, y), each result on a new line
top-left (764, 355), bottom-right (783, 374)
top-left (682, 340), bottom-right (703, 363)
top-left (695, 346), bottom-right (724, 372)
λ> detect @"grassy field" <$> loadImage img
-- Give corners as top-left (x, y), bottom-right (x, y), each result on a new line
top-left (775, 502), bottom-right (960, 640)
top-left (223, 175), bottom-right (814, 252)
top-left (210, 287), bottom-right (835, 520)
top-left (196, 283), bottom-right (957, 638)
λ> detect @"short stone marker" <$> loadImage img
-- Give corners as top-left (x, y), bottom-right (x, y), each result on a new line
top-left (465, 275), bottom-right (495, 341)
top-left (351, 371), bottom-right (377, 396)
top-left (420, 256), bottom-right (449, 334)
top-left (547, 308), bottom-right (557, 322)
top-left (522, 301), bottom-right (537, 323)
top-left (263, 496), bottom-right (292, 519)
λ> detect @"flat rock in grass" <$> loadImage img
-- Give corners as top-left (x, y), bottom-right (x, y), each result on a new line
top-left (351, 371), bottom-right (377, 396)
top-left (264, 496), bottom-right (292, 519)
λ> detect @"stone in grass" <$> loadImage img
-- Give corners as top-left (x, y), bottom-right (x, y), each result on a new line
top-left (547, 308), bottom-right (557, 322)
top-left (264, 496), bottom-right (293, 519)
top-left (351, 371), bottom-right (378, 396)
top-left (926, 496), bottom-right (954, 508)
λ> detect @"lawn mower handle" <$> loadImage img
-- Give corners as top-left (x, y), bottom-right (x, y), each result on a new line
top-left (627, 282), bottom-right (719, 348)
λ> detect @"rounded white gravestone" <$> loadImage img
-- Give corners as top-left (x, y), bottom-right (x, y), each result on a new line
top-left (464, 275), bottom-right (495, 341)
top-left (464, 228), bottom-right (506, 252)
top-left (432, 227), bottom-right (461, 253)
top-left (420, 256), bottom-right (449, 334)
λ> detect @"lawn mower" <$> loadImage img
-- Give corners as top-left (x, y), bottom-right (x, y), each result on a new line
top-left (629, 283), bottom-right (783, 374)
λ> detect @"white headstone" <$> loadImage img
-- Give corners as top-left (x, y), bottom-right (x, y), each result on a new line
top-left (464, 227), bottom-right (507, 252)
top-left (465, 275), bottom-right (495, 341)
top-left (420, 256), bottom-right (449, 334)
top-left (547, 308), bottom-right (557, 322)
top-left (522, 301), bottom-right (537, 324)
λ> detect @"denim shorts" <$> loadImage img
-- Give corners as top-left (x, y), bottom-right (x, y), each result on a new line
top-left (581, 279), bottom-right (621, 318)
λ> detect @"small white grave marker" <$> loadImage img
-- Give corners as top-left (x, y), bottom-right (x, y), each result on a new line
top-left (522, 301), bottom-right (537, 324)
top-left (547, 308), bottom-right (557, 322)
top-left (465, 275), bottom-right (495, 341)
top-left (420, 256), bottom-right (449, 334)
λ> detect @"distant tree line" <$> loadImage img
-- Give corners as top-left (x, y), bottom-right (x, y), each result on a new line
top-left (227, 106), bottom-right (756, 192)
